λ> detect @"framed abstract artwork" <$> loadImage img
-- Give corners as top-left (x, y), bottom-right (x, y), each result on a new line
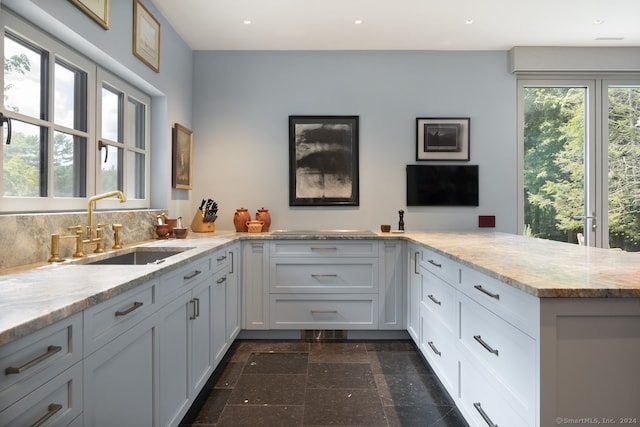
top-left (289, 115), bottom-right (359, 206)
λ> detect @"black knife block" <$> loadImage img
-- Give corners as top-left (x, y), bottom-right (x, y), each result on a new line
top-left (191, 210), bottom-right (215, 233)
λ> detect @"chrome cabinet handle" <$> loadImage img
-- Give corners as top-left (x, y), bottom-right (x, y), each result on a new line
top-left (217, 255), bottom-right (227, 262)
top-left (5, 345), bottom-right (62, 375)
top-left (474, 285), bottom-right (500, 300)
top-left (427, 294), bottom-right (442, 306)
top-left (184, 270), bottom-right (202, 280)
top-left (414, 251), bottom-right (419, 274)
top-left (217, 276), bottom-right (227, 284)
top-left (473, 402), bottom-right (498, 427)
top-left (428, 259), bottom-right (442, 268)
top-left (115, 301), bottom-right (143, 317)
top-left (31, 403), bottom-right (63, 427)
top-left (473, 335), bottom-right (499, 356)
top-left (311, 274), bottom-right (338, 278)
top-left (311, 310), bottom-right (338, 314)
top-left (310, 247), bottom-right (337, 251)
top-left (229, 251), bottom-right (234, 274)
top-left (427, 341), bottom-right (441, 356)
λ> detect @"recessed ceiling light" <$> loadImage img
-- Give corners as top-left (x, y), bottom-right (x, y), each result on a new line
top-left (354, 19), bottom-right (363, 25)
top-left (243, 20), bottom-right (252, 25)
top-left (594, 19), bottom-right (604, 25)
top-left (465, 19), bottom-right (474, 25)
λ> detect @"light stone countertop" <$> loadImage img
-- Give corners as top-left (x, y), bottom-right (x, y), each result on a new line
top-left (1, 230), bottom-right (639, 346)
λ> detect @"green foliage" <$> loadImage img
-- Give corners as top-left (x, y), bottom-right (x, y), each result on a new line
top-left (525, 86), bottom-right (640, 251)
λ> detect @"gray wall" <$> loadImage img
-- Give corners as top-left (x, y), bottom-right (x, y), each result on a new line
top-left (192, 51), bottom-right (518, 232)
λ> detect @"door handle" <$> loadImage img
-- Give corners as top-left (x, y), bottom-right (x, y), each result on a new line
top-left (1, 113), bottom-right (11, 144)
top-left (571, 213), bottom-right (597, 230)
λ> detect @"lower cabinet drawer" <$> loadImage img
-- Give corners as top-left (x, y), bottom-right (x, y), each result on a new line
top-left (269, 294), bottom-right (378, 329)
top-left (83, 280), bottom-right (155, 356)
top-left (421, 269), bottom-right (457, 333)
top-left (0, 314), bottom-right (82, 411)
top-left (270, 259), bottom-right (378, 293)
top-left (459, 293), bottom-right (536, 419)
top-left (420, 305), bottom-right (457, 395)
top-left (459, 353), bottom-right (531, 427)
top-left (0, 361), bottom-right (83, 427)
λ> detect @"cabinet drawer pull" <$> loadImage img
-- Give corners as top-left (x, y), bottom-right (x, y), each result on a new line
top-left (115, 301), bottom-right (143, 317)
top-left (5, 345), bottom-right (62, 375)
top-left (427, 341), bottom-right (441, 356)
top-left (473, 402), bottom-right (498, 427)
top-left (474, 285), bottom-right (500, 300)
top-left (229, 251), bottom-right (234, 274)
top-left (427, 259), bottom-right (442, 268)
top-left (473, 335), bottom-right (499, 356)
top-left (217, 255), bottom-right (227, 262)
top-left (427, 294), bottom-right (442, 306)
top-left (414, 252), bottom-right (419, 274)
top-left (310, 247), bottom-right (337, 251)
top-left (184, 270), bottom-right (202, 280)
top-left (311, 310), bottom-right (338, 314)
top-left (311, 274), bottom-right (338, 278)
top-left (217, 276), bottom-right (227, 284)
top-left (31, 403), bottom-right (63, 427)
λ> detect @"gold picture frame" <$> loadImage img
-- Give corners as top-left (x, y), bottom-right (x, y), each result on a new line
top-left (172, 124), bottom-right (193, 190)
top-left (70, 0), bottom-right (110, 29)
top-left (133, 0), bottom-right (160, 72)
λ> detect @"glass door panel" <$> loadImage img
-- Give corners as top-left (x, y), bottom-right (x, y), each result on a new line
top-left (606, 85), bottom-right (640, 252)
top-left (523, 85), bottom-right (590, 245)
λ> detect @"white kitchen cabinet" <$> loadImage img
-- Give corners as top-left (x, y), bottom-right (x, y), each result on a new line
top-left (157, 252), bottom-right (222, 427)
top-left (82, 279), bottom-right (158, 427)
top-left (211, 266), bottom-right (228, 365)
top-left (0, 313), bottom-right (83, 426)
top-left (242, 241), bottom-right (269, 329)
top-left (419, 265), bottom-right (458, 394)
top-left (406, 244), bottom-right (421, 342)
top-left (379, 240), bottom-right (404, 329)
top-left (268, 240), bottom-right (380, 329)
top-left (225, 243), bottom-right (241, 343)
top-left (409, 243), bottom-right (540, 427)
top-left (83, 312), bottom-right (156, 427)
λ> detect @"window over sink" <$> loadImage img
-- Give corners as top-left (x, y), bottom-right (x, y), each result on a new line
top-left (0, 9), bottom-right (150, 212)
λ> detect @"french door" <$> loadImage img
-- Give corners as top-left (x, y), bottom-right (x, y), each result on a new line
top-left (519, 78), bottom-right (640, 252)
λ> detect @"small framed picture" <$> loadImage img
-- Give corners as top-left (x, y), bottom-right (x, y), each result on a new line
top-left (416, 117), bottom-right (470, 161)
top-left (172, 123), bottom-right (192, 189)
top-left (133, 0), bottom-right (160, 72)
top-left (69, 0), bottom-right (110, 29)
top-left (289, 115), bottom-right (359, 206)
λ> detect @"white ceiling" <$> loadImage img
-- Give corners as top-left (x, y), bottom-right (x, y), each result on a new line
top-left (150, 0), bottom-right (640, 51)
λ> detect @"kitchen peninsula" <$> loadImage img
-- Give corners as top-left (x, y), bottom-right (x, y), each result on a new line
top-left (1, 231), bottom-right (638, 427)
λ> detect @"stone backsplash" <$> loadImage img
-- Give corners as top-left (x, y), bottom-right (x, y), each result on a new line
top-left (0, 209), bottom-right (165, 272)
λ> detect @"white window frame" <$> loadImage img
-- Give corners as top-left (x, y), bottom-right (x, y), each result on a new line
top-left (0, 9), bottom-right (150, 212)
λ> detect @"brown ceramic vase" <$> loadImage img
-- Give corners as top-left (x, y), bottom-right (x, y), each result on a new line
top-left (233, 207), bottom-right (251, 232)
top-left (255, 207), bottom-right (271, 232)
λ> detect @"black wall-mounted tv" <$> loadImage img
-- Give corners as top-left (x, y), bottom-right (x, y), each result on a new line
top-left (406, 165), bottom-right (479, 206)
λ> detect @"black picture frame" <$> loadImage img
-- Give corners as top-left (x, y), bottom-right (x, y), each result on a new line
top-left (289, 115), bottom-right (359, 206)
top-left (416, 117), bottom-right (470, 161)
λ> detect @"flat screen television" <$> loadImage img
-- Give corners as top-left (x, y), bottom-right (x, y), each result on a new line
top-left (406, 165), bottom-right (479, 206)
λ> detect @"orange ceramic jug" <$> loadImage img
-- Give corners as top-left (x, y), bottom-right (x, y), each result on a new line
top-left (233, 207), bottom-right (251, 232)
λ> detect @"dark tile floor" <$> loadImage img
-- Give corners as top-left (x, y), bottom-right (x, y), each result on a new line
top-left (180, 340), bottom-right (469, 427)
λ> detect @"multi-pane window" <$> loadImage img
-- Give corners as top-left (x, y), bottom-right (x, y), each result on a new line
top-left (98, 71), bottom-right (148, 201)
top-left (1, 10), bottom-right (150, 212)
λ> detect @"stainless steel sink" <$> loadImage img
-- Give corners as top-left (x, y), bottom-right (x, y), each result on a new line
top-left (81, 247), bottom-right (192, 265)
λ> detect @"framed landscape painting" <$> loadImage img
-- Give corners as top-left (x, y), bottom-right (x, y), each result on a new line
top-left (416, 117), bottom-right (470, 161)
top-left (289, 116), bottom-right (359, 206)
